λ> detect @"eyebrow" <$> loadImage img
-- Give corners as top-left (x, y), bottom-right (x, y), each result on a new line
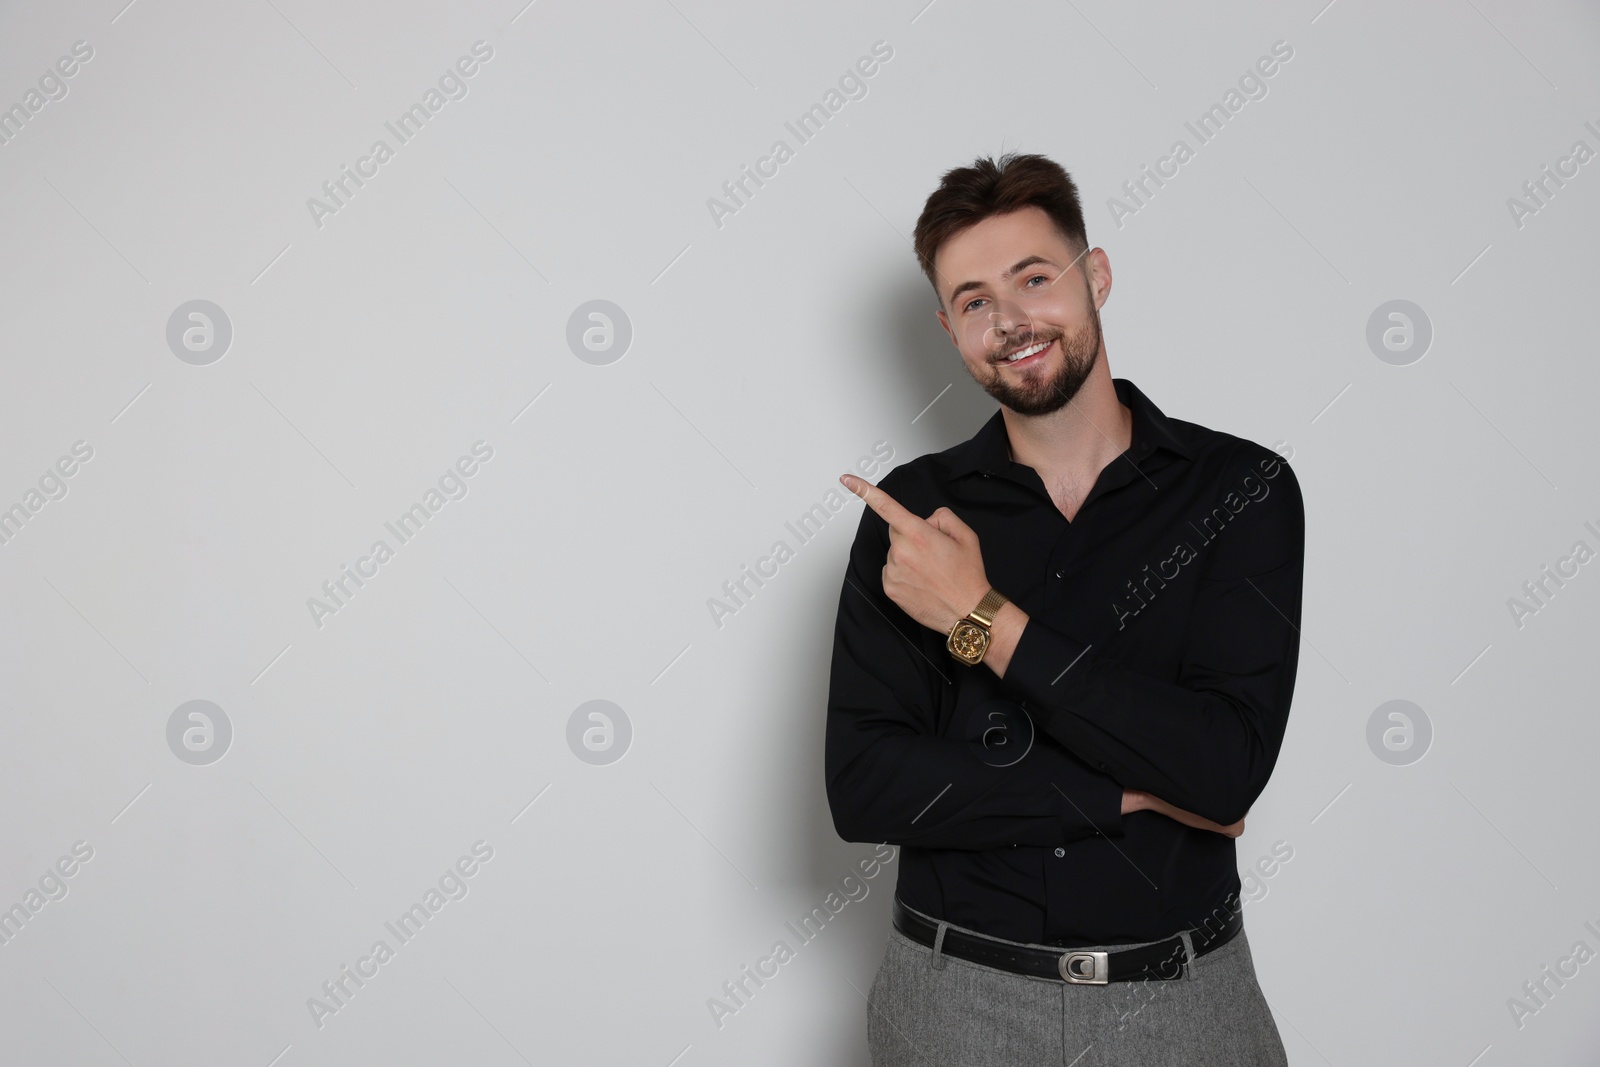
top-left (946, 255), bottom-right (1059, 310)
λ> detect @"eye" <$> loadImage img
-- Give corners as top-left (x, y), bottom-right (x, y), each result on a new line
top-left (1024, 273), bottom-right (1048, 287)
top-left (963, 297), bottom-right (986, 313)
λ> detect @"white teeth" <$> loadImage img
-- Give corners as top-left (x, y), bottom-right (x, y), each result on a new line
top-left (1006, 339), bottom-right (1049, 361)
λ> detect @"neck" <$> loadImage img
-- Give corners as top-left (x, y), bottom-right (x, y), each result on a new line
top-left (1000, 362), bottom-right (1131, 478)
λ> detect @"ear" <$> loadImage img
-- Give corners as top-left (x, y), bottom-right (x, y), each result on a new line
top-left (1085, 246), bottom-right (1113, 310)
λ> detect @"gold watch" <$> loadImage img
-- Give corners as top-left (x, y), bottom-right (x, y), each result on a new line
top-left (947, 587), bottom-right (1009, 665)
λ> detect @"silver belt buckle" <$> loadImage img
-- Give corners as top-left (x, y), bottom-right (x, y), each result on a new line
top-left (1058, 949), bottom-right (1109, 984)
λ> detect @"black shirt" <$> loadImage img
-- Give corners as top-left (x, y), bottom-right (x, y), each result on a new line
top-left (825, 377), bottom-right (1305, 946)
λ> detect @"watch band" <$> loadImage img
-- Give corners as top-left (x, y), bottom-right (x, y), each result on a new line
top-left (966, 587), bottom-right (1009, 629)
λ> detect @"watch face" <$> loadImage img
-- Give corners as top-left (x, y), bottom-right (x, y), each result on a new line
top-left (948, 620), bottom-right (990, 663)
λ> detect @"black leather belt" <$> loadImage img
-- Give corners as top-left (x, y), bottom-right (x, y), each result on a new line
top-left (890, 895), bottom-right (1241, 984)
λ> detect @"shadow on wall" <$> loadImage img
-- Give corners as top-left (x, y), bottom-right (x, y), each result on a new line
top-left (784, 263), bottom-right (998, 872)
top-left (872, 266), bottom-right (998, 452)
top-left (688, 261), bottom-right (998, 1058)
top-left (782, 260), bottom-right (998, 849)
top-left (726, 267), bottom-right (1000, 1062)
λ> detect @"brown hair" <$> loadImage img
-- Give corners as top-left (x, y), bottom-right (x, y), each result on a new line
top-left (912, 152), bottom-right (1089, 309)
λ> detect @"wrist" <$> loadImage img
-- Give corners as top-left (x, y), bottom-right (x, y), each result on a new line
top-left (981, 601), bottom-right (1028, 676)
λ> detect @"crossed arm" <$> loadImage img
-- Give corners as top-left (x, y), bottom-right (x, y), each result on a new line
top-left (982, 597), bottom-right (1244, 834)
top-left (825, 455), bottom-right (1303, 847)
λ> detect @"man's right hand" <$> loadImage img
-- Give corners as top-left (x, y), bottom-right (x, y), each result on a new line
top-left (1122, 788), bottom-right (1245, 838)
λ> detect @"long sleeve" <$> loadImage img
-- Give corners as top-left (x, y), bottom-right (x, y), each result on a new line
top-left (998, 452), bottom-right (1305, 826)
top-left (825, 485), bottom-right (1126, 851)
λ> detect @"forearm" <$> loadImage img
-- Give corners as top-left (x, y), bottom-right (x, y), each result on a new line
top-left (825, 705), bottom-right (1126, 850)
top-left (983, 592), bottom-right (1299, 825)
top-left (1122, 787), bottom-right (1246, 837)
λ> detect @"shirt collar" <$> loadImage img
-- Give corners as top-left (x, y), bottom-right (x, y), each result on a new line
top-left (945, 377), bottom-right (1194, 480)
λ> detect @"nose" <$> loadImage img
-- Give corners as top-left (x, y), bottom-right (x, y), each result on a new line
top-left (983, 297), bottom-right (1034, 353)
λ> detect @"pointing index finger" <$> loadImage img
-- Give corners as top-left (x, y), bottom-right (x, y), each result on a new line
top-left (839, 473), bottom-right (923, 533)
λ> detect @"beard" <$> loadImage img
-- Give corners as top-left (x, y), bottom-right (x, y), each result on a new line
top-left (969, 298), bottom-right (1103, 417)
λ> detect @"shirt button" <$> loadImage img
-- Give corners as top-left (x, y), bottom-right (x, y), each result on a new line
top-left (1054, 847), bottom-right (1065, 858)
top-left (1054, 570), bottom-right (1064, 579)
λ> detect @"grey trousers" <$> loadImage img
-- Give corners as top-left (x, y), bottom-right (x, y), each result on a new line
top-left (866, 908), bottom-right (1289, 1066)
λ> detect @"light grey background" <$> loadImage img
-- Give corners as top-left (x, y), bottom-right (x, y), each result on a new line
top-left (2, 1), bottom-right (1598, 1064)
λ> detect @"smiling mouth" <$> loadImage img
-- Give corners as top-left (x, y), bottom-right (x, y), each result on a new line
top-left (996, 337), bottom-right (1055, 368)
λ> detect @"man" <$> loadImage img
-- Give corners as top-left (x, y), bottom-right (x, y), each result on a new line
top-left (825, 152), bottom-right (1303, 1065)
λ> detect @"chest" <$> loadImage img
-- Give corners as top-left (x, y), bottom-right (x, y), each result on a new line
top-left (1044, 469), bottom-right (1096, 524)
top-left (928, 472), bottom-right (1210, 736)
top-left (963, 472), bottom-right (1208, 646)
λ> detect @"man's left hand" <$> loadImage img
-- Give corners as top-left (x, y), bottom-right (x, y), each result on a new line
top-left (840, 473), bottom-right (993, 635)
